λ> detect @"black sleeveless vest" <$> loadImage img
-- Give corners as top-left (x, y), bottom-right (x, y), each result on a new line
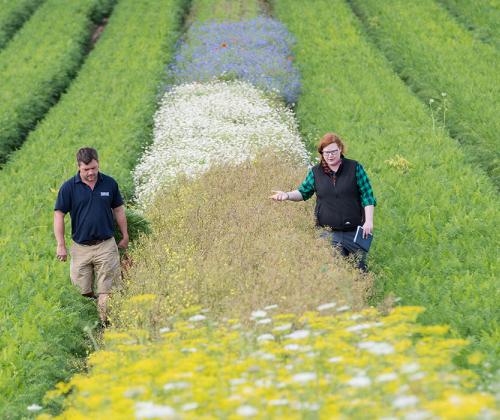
top-left (312, 158), bottom-right (364, 231)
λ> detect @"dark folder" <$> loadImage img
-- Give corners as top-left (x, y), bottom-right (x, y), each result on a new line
top-left (353, 226), bottom-right (373, 252)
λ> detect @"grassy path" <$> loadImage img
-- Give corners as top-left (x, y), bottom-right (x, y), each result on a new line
top-left (273, 0), bottom-right (499, 380)
top-left (0, 0), bottom-right (187, 416)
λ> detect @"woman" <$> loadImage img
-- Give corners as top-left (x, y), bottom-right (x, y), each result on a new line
top-left (270, 133), bottom-right (376, 271)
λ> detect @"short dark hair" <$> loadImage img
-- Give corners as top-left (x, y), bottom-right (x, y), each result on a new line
top-left (76, 147), bottom-right (98, 165)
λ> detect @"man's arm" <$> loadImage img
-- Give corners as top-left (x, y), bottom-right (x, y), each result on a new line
top-left (54, 210), bottom-right (67, 261)
top-left (113, 205), bottom-right (129, 249)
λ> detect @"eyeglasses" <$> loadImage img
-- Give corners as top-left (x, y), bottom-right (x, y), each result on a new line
top-left (322, 149), bottom-right (340, 156)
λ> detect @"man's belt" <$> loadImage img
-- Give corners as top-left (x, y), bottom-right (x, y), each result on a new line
top-left (79, 238), bottom-right (110, 246)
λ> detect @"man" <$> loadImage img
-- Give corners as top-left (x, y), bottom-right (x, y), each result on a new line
top-left (54, 147), bottom-right (128, 325)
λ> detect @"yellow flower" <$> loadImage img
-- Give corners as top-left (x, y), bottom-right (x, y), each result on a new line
top-left (87, 351), bottom-right (119, 368)
top-left (127, 293), bottom-right (157, 303)
top-left (415, 325), bottom-right (449, 336)
top-left (42, 305), bottom-right (496, 418)
top-left (103, 331), bottom-right (134, 344)
top-left (467, 351), bottom-right (484, 365)
top-left (424, 392), bottom-right (496, 418)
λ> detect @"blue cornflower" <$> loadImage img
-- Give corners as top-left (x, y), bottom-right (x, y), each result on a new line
top-left (168, 17), bottom-right (301, 104)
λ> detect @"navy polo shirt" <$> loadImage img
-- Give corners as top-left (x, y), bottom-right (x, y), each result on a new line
top-left (55, 172), bottom-right (123, 244)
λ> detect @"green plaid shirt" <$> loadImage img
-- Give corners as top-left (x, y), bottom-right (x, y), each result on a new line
top-left (298, 162), bottom-right (377, 207)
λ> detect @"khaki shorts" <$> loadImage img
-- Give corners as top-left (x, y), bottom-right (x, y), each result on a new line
top-left (70, 237), bottom-right (121, 295)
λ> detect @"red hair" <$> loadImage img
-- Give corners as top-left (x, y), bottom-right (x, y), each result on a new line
top-left (317, 133), bottom-right (346, 165)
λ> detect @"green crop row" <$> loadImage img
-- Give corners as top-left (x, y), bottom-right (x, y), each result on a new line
top-left (348, 0), bottom-right (500, 188)
top-left (438, 0), bottom-right (500, 49)
top-left (273, 0), bottom-right (499, 384)
top-left (0, 0), bottom-right (45, 49)
top-left (0, 0), bottom-right (115, 165)
top-left (0, 0), bottom-right (187, 417)
top-left (187, 0), bottom-right (261, 23)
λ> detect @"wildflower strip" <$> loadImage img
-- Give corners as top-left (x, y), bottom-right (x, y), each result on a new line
top-left (0, 0), bottom-right (45, 49)
top-left (274, 0), bottom-right (500, 379)
top-left (0, 0), bottom-right (186, 416)
top-left (0, 0), bottom-right (115, 164)
top-left (43, 306), bottom-right (497, 418)
top-left (350, 0), bottom-right (500, 187)
top-left (133, 80), bottom-right (308, 207)
top-left (118, 156), bottom-right (370, 331)
top-left (169, 17), bottom-right (301, 104)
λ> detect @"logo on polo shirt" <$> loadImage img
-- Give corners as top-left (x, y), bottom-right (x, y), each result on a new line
top-left (101, 192), bottom-right (110, 196)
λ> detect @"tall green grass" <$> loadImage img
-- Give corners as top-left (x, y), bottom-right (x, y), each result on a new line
top-left (0, 0), bottom-right (115, 165)
top-left (0, 0), bottom-right (45, 49)
top-left (0, 0), bottom-right (187, 416)
top-left (273, 0), bottom-right (499, 383)
top-left (438, 0), bottom-right (500, 49)
top-left (349, 0), bottom-right (500, 188)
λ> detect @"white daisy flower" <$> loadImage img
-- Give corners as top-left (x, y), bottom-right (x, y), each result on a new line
top-left (284, 329), bottom-right (310, 340)
top-left (133, 80), bottom-right (308, 207)
top-left (317, 302), bottom-right (336, 311)
top-left (135, 402), bottom-right (176, 418)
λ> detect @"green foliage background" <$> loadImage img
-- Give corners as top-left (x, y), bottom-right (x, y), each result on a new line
top-left (0, 0), bottom-right (498, 415)
top-left (438, 0), bottom-right (500, 49)
top-left (0, 0), bottom-right (45, 50)
top-left (349, 0), bottom-right (500, 187)
top-left (0, 0), bottom-right (116, 164)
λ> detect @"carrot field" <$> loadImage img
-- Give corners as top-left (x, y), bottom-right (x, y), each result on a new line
top-left (0, 0), bottom-right (498, 418)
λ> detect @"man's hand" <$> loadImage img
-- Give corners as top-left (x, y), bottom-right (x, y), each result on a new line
top-left (362, 221), bottom-right (373, 238)
top-left (54, 210), bottom-right (67, 261)
top-left (56, 244), bottom-right (67, 262)
top-left (113, 205), bottom-right (129, 250)
top-left (117, 235), bottom-right (129, 250)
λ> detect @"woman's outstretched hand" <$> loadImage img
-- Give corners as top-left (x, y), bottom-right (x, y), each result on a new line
top-left (269, 190), bottom-right (288, 201)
